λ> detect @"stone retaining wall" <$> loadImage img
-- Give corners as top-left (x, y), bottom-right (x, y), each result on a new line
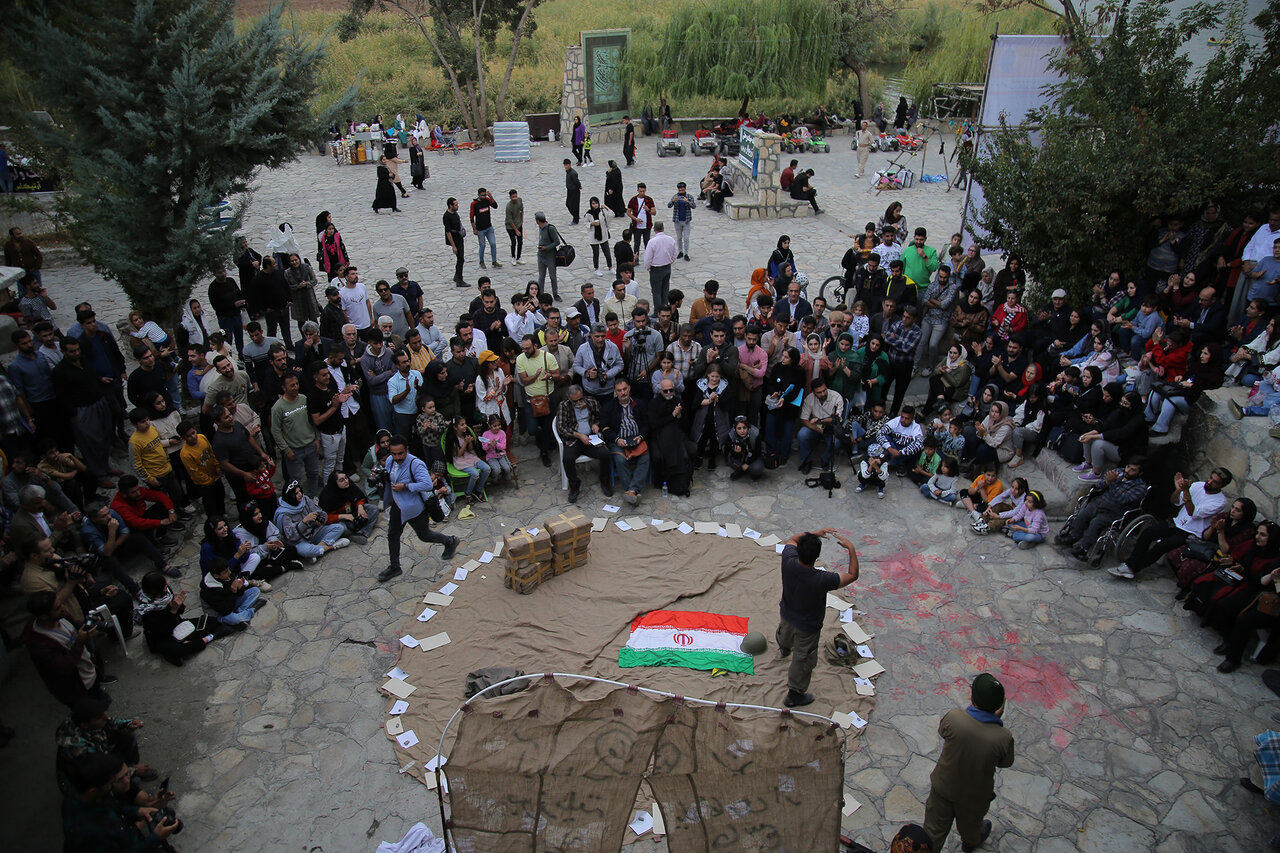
top-left (1187, 386), bottom-right (1280, 520)
top-left (722, 132), bottom-right (814, 221)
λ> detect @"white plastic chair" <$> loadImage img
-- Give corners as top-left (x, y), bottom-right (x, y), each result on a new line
top-left (551, 415), bottom-right (600, 490)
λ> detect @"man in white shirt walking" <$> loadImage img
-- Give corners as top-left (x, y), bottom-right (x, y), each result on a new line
top-left (643, 222), bottom-right (678, 312)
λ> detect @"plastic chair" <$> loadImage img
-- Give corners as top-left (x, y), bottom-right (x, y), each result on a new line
top-left (442, 428), bottom-right (487, 500)
top-left (551, 415), bottom-right (600, 490)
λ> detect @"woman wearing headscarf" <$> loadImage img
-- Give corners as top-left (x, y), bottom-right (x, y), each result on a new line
top-left (314, 210), bottom-right (333, 258)
top-left (1057, 377), bottom-right (1119, 460)
top-left (421, 361), bottom-right (459, 421)
top-left (1146, 343), bottom-right (1225, 435)
top-left (317, 222), bottom-right (348, 278)
top-left (273, 479), bottom-right (352, 560)
top-left (799, 333), bottom-right (833, 389)
top-left (408, 135), bottom-right (427, 189)
top-left (372, 156), bottom-right (399, 213)
top-left (474, 350), bottom-right (512, 427)
top-left (317, 470), bottom-right (380, 544)
top-left (950, 288), bottom-right (989, 348)
top-left (1077, 334), bottom-right (1121, 383)
top-left (283, 252), bottom-right (320, 333)
top-left (925, 342), bottom-right (971, 412)
top-left (970, 399), bottom-right (1015, 466)
top-left (767, 235), bottom-right (797, 289)
top-left (958, 244), bottom-right (985, 293)
top-left (604, 160), bottom-right (626, 217)
top-left (763, 346), bottom-right (806, 464)
top-left (894, 96), bottom-right (909, 130)
top-left (233, 500), bottom-right (303, 571)
top-left (1207, 522), bottom-right (1280, 672)
top-left (266, 222), bottom-right (304, 272)
top-left (990, 255), bottom-right (1025, 307)
top-left (1076, 390), bottom-right (1147, 481)
top-left (201, 515), bottom-right (291, 583)
top-left (1173, 497), bottom-right (1258, 593)
top-left (877, 202), bottom-right (906, 241)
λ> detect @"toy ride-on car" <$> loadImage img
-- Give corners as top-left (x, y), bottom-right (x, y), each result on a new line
top-left (656, 130), bottom-right (684, 157)
top-left (691, 129), bottom-right (718, 156)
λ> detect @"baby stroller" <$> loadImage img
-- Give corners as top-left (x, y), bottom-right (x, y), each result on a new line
top-left (656, 129), bottom-right (684, 157)
top-left (691, 129), bottom-right (718, 156)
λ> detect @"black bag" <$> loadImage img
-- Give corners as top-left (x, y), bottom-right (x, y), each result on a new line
top-left (554, 243), bottom-right (576, 267)
top-left (464, 666), bottom-right (530, 699)
top-left (1185, 536), bottom-right (1218, 564)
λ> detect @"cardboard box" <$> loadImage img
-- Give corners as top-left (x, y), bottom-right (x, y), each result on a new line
top-left (503, 527), bottom-right (552, 563)
top-left (504, 561), bottom-right (553, 594)
top-left (547, 512), bottom-right (591, 552)
top-left (552, 547), bottom-right (590, 575)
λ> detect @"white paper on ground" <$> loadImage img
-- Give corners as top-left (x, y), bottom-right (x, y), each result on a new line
top-left (461, 559), bottom-right (481, 572)
top-left (693, 521), bottom-right (721, 534)
top-left (396, 730), bottom-right (419, 749)
top-left (842, 790), bottom-right (862, 815)
top-left (602, 504), bottom-right (621, 513)
top-left (389, 700), bottom-right (409, 715)
top-left (775, 543), bottom-right (785, 554)
top-left (830, 711), bottom-right (854, 729)
top-left (526, 528), bottom-right (539, 537)
top-left (386, 717), bottom-right (404, 736)
top-left (477, 551), bottom-right (495, 564)
top-left (847, 710), bottom-right (869, 729)
top-left (624, 516), bottom-right (647, 530)
top-left (853, 659), bottom-right (886, 678)
top-left (853, 677), bottom-right (875, 696)
top-left (416, 608), bottom-right (436, 623)
top-left (756, 534), bottom-right (781, 548)
top-left (418, 632), bottom-right (451, 652)
top-left (855, 644), bottom-right (874, 658)
top-left (743, 527), bottom-right (762, 539)
top-left (724, 523), bottom-right (743, 538)
top-left (826, 593), bottom-right (853, 612)
top-left (425, 754), bottom-right (447, 772)
top-left (655, 521), bottom-right (679, 532)
top-left (439, 582), bottom-right (459, 595)
top-left (843, 622), bottom-right (873, 642)
top-left (650, 519), bottom-right (663, 526)
top-left (453, 567), bottom-right (469, 581)
top-left (676, 522), bottom-right (694, 534)
top-left (424, 772), bottom-right (450, 793)
top-left (422, 593), bottom-right (453, 607)
top-left (493, 540), bottom-right (504, 557)
top-left (628, 811), bottom-right (654, 836)
top-left (717, 528), bottom-right (729, 537)
top-left (614, 520), bottom-right (632, 531)
top-left (591, 517), bottom-right (607, 532)
top-left (651, 803), bottom-right (666, 835)
top-left (839, 609), bottom-right (854, 623)
top-left (386, 666), bottom-right (409, 680)
top-left (381, 679), bottom-right (417, 699)
top-left (399, 635), bottom-right (420, 648)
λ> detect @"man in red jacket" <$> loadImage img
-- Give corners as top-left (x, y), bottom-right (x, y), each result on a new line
top-left (109, 475), bottom-right (183, 548)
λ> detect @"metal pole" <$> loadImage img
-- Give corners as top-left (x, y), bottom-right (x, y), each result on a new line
top-left (962, 23), bottom-right (1000, 240)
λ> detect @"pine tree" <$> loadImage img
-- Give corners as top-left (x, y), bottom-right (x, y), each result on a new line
top-left (11, 0), bottom-right (356, 324)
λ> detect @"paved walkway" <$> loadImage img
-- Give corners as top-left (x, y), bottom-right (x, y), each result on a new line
top-left (4, 136), bottom-right (1275, 852)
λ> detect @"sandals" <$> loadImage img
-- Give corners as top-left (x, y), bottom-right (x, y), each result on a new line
top-left (1008, 456), bottom-right (1023, 468)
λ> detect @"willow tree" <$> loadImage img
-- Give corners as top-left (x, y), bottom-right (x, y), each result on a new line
top-left (629, 0), bottom-right (839, 117)
top-left (10, 0), bottom-right (354, 325)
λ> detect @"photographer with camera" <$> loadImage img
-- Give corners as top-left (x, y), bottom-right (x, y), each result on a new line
top-left (22, 534), bottom-right (134, 638)
top-left (62, 751), bottom-right (180, 852)
top-left (623, 308), bottom-right (664, 401)
top-left (22, 586), bottom-right (115, 708)
top-left (795, 377), bottom-right (846, 474)
top-left (377, 434), bottom-right (459, 583)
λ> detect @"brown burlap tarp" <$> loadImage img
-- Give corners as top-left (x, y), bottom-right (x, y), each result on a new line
top-left (380, 526), bottom-right (876, 850)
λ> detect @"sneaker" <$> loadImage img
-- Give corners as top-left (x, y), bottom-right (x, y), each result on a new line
top-left (1106, 564), bottom-right (1135, 579)
top-left (594, 269), bottom-right (603, 277)
top-left (331, 538), bottom-right (351, 550)
top-left (163, 566), bottom-right (182, 578)
top-left (798, 460), bottom-right (813, 475)
top-left (491, 260), bottom-right (502, 268)
top-left (1016, 540), bottom-right (1035, 550)
top-left (1072, 462), bottom-right (1091, 472)
top-left (349, 534), bottom-right (368, 546)
top-left (877, 489), bottom-right (885, 499)
top-left (252, 598), bottom-right (267, 610)
top-left (1270, 426), bottom-right (1280, 439)
top-left (1228, 399), bottom-right (1243, 419)
top-left (783, 690), bottom-right (814, 708)
top-left (567, 484), bottom-right (580, 503)
top-left (855, 485), bottom-right (865, 493)
top-left (684, 254), bottom-right (691, 261)
top-left (972, 521), bottom-right (990, 535)
top-left (514, 257), bottom-right (525, 265)
top-left (479, 260), bottom-right (487, 269)
top-left (252, 579), bottom-right (273, 592)
top-left (377, 565), bottom-right (403, 583)
top-left (440, 536), bottom-right (459, 561)
top-left (676, 252), bottom-right (684, 259)
top-left (1078, 471), bottom-right (1102, 481)
top-left (285, 560), bottom-right (304, 572)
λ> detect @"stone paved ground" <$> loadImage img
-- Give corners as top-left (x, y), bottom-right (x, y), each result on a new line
top-left (4, 133), bottom-right (1278, 851)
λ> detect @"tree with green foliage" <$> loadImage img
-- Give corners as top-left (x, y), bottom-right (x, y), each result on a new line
top-left (831, 0), bottom-right (904, 116)
top-left (9, 0), bottom-right (354, 325)
top-left (342, 0), bottom-right (539, 143)
top-left (628, 0), bottom-right (839, 117)
top-left (967, 0), bottom-right (1280, 298)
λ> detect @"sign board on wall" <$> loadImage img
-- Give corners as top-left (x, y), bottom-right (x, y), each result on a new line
top-left (739, 126), bottom-right (759, 178)
top-left (581, 29), bottom-right (630, 124)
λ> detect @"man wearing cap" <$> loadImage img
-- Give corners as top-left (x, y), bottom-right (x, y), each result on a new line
top-left (776, 527), bottom-right (859, 708)
top-left (561, 306), bottom-right (588, 353)
top-left (666, 182), bottom-right (696, 261)
top-left (391, 267), bottom-right (423, 315)
top-left (924, 673), bottom-right (1015, 853)
top-left (1107, 468), bottom-right (1231, 580)
top-left (643, 221), bottom-right (678, 310)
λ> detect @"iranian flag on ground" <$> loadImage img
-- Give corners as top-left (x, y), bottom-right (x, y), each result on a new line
top-left (618, 610), bottom-right (753, 674)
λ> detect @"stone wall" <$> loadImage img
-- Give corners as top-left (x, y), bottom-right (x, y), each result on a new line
top-left (723, 132), bottom-right (813, 221)
top-left (1187, 386), bottom-right (1280, 520)
top-left (558, 46), bottom-right (585, 145)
